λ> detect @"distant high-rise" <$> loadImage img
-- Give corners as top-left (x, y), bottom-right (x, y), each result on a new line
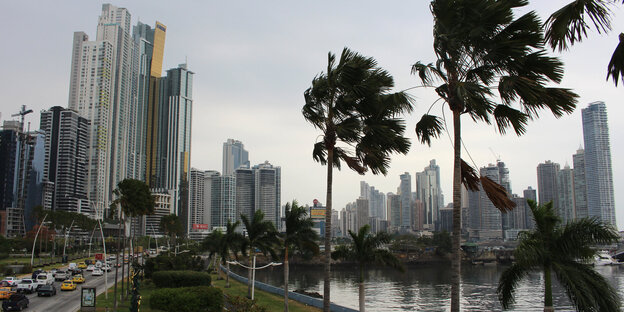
top-left (40, 107), bottom-right (90, 214)
top-left (399, 172), bottom-right (412, 230)
top-left (557, 164), bottom-right (575, 223)
top-left (253, 161), bottom-right (281, 229)
top-left (523, 187), bottom-right (537, 229)
top-left (223, 139), bottom-right (249, 176)
top-left (360, 181), bottom-right (386, 220)
top-left (416, 159), bottom-right (443, 231)
top-left (387, 193), bottom-right (401, 228)
top-left (582, 101), bottom-right (615, 226)
top-left (356, 198), bottom-right (369, 230)
top-left (478, 164), bottom-right (503, 239)
top-left (235, 167), bottom-right (254, 223)
top-left (211, 174), bottom-right (236, 229)
top-left (189, 168), bottom-right (213, 231)
top-left (572, 148), bottom-right (588, 219)
top-left (537, 161), bottom-right (560, 210)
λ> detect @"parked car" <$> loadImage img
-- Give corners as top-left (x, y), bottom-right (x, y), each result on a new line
top-left (60, 281), bottom-right (76, 291)
top-left (16, 279), bottom-right (36, 294)
top-left (0, 287), bottom-right (16, 300)
top-left (36, 284), bottom-right (56, 297)
top-left (54, 270), bottom-right (68, 282)
top-left (0, 278), bottom-right (19, 288)
top-left (71, 275), bottom-right (85, 284)
top-left (2, 294), bottom-right (28, 311)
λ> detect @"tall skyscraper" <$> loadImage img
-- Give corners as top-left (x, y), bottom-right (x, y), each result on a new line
top-left (478, 164), bottom-right (503, 240)
top-left (572, 148), bottom-right (588, 219)
top-left (211, 174), bottom-right (236, 229)
top-left (387, 193), bottom-right (401, 229)
top-left (582, 101), bottom-right (615, 226)
top-left (360, 181), bottom-right (386, 220)
top-left (189, 169), bottom-right (207, 230)
top-left (356, 198), bottom-right (369, 230)
top-left (523, 187), bottom-right (537, 229)
top-left (537, 160), bottom-right (560, 210)
top-left (235, 167), bottom-right (254, 223)
top-left (253, 161), bottom-right (281, 229)
top-left (416, 159), bottom-right (443, 231)
top-left (399, 172), bottom-right (412, 230)
top-left (557, 164), bottom-right (576, 223)
top-left (40, 107), bottom-right (90, 214)
top-left (223, 139), bottom-right (249, 176)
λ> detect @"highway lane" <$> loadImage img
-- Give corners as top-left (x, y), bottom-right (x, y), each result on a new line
top-left (14, 263), bottom-right (130, 312)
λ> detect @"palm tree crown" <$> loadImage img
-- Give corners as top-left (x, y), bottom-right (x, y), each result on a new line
top-left (497, 200), bottom-right (620, 311)
top-left (283, 201), bottom-right (319, 256)
top-left (241, 210), bottom-right (280, 298)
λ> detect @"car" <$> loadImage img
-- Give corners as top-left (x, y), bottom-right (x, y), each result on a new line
top-left (71, 275), bottom-right (85, 284)
top-left (84, 259), bottom-right (93, 265)
top-left (16, 279), bottom-right (35, 294)
top-left (77, 262), bottom-right (87, 269)
top-left (2, 294), bottom-right (28, 311)
top-left (31, 269), bottom-right (44, 280)
top-left (71, 268), bottom-right (83, 275)
top-left (54, 270), bottom-right (68, 282)
top-left (86, 265), bottom-right (95, 272)
top-left (68, 263), bottom-right (77, 271)
top-left (36, 284), bottom-right (56, 297)
top-left (60, 280), bottom-right (76, 291)
top-left (35, 273), bottom-right (54, 289)
top-left (92, 268), bottom-right (103, 276)
top-left (0, 278), bottom-right (19, 288)
top-left (0, 287), bottom-right (16, 300)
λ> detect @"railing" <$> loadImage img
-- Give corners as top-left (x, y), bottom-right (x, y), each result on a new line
top-left (221, 265), bottom-right (357, 312)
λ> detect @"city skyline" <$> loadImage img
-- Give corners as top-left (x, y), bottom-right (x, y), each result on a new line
top-left (1, 1), bottom-right (622, 228)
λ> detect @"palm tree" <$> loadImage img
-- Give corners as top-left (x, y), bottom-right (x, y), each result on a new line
top-left (240, 210), bottom-right (280, 298)
top-left (221, 220), bottom-right (245, 288)
top-left (331, 225), bottom-right (403, 312)
top-left (412, 1), bottom-right (578, 310)
top-left (282, 200), bottom-right (319, 312)
top-left (497, 200), bottom-right (620, 312)
top-left (203, 229), bottom-right (224, 274)
top-left (303, 47), bottom-right (412, 312)
top-left (543, 0), bottom-right (624, 85)
top-left (160, 214), bottom-right (183, 251)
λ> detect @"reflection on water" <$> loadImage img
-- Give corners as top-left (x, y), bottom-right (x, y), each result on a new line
top-left (231, 263), bottom-right (624, 311)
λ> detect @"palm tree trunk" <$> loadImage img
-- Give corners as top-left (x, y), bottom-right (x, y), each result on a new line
top-left (121, 219), bottom-right (126, 300)
top-left (323, 146), bottom-right (334, 312)
top-left (113, 220), bottom-right (121, 310)
top-left (225, 257), bottom-right (231, 288)
top-left (284, 246), bottom-right (289, 312)
top-left (247, 247), bottom-right (253, 298)
top-left (451, 109), bottom-right (462, 312)
top-left (359, 263), bottom-right (365, 312)
top-left (544, 264), bottom-right (554, 312)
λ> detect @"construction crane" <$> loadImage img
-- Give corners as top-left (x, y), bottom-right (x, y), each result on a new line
top-left (489, 147), bottom-right (501, 163)
top-left (11, 105), bottom-right (33, 132)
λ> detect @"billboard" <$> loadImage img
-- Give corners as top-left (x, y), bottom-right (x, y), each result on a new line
top-left (94, 253), bottom-right (104, 261)
top-left (192, 224), bottom-right (209, 230)
top-left (310, 208), bottom-right (325, 219)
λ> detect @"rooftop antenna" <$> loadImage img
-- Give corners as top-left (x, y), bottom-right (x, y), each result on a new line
top-left (11, 105), bottom-right (33, 133)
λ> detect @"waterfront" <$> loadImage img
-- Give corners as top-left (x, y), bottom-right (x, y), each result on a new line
top-left (231, 263), bottom-right (624, 311)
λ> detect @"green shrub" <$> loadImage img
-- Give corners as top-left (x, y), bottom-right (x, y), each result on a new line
top-left (225, 295), bottom-right (268, 312)
top-left (144, 253), bottom-right (204, 278)
top-left (152, 270), bottom-right (211, 288)
top-left (150, 286), bottom-right (222, 312)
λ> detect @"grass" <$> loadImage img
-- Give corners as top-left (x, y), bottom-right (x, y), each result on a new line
top-left (92, 271), bottom-right (321, 312)
top-left (1, 255), bottom-right (97, 279)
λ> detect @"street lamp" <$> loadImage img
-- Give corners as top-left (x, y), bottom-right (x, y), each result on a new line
top-left (227, 256), bottom-right (282, 300)
top-left (30, 214), bottom-right (48, 266)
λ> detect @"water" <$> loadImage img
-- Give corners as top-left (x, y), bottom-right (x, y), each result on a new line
top-left (231, 263), bottom-right (624, 311)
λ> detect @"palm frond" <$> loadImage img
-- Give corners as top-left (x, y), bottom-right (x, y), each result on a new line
top-left (480, 176), bottom-right (516, 212)
top-left (545, 0), bottom-right (614, 51)
top-left (415, 114), bottom-right (444, 146)
top-left (497, 263), bottom-right (530, 310)
top-left (411, 61), bottom-right (446, 85)
top-left (607, 33), bottom-right (624, 86)
top-left (553, 261), bottom-right (621, 312)
top-left (555, 217), bottom-right (619, 260)
top-left (461, 159), bottom-right (480, 192)
top-left (335, 147), bottom-right (365, 174)
top-left (312, 141), bottom-right (327, 165)
top-left (493, 105), bottom-right (529, 135)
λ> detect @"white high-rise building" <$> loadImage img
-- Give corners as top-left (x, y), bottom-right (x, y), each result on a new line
top-left (573, 148), bottom-right (588, 219)
top-left (557, 164), bottom-right (576, 223)
top-left (399, 172), bottom-right (412, 230)
top-left (582, 101), bottom-right (616, 226)
top-left (253, 161), bottom-right (281, 229)
top-left (416, 159), bottom-right (443, 231)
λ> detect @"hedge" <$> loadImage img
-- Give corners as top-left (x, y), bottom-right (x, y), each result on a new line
top-left (150, 286), bottom-right (223, 312)
top-left (152, 270), bottom-right (211, 288)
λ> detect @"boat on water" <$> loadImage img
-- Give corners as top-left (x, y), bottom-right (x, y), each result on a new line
top-left (594, 251), bottom-right (619, 266)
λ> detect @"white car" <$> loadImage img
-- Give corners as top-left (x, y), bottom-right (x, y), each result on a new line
top-left (35, 273), bottom-right (54, 289)
top-left (17, 279), bottom-right (36, 293)
top-left (1, 277), bottom-right (20, 287)
top-left (86, 265), bottom-right (95, 271)
top-left (92, 269), bottom-right (103, 276)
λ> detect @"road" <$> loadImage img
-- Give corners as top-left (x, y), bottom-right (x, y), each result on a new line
top-left (13, 263), bottom-right (130, 312)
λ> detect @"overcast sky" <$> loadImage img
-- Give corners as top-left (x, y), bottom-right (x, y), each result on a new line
top-left (1, 1), bottom-right (622, 229)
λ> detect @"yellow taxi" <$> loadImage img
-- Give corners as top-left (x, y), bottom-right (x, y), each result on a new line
top-left (0, 287), bottom-right (15, 299)
top-left (61, 280), bottom-right (77, 291)
top-left (77, 262), bottom-right (87, 269)
top-left (71, 274), bottom-right (85, 284)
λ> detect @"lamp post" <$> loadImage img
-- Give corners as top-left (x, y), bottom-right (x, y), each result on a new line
top-left (227, 256), bottom-right (282, 300)
top-left (62, 219), bottom-right (75, 260)
top-left (30, 214), bottom-right (48, 266)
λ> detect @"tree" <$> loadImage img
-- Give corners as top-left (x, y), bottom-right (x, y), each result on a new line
top-left (331, 225), bottom-right (403, 312)
top-left (240, 210), bottom-right (280, 298)
top-left (220, 220), bottom-right (245, 288)
top-left (543, 0), bottom-right (624, 85)
top-left (160, 214), bottom-right (183, 251)
top-left (203, 230), bottom-right (224, 274)
top-left (497, 200), bottom-right (620, 312)
top-left (303, 47), bottom-right (412, 311)
top-left (411, 1), bottom-right (578, 310)
top-left (282, 201), bottom-right (319, 312)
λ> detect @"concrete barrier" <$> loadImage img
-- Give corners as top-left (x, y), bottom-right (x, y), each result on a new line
top-left (221, 266), bottom-right (357, 312)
